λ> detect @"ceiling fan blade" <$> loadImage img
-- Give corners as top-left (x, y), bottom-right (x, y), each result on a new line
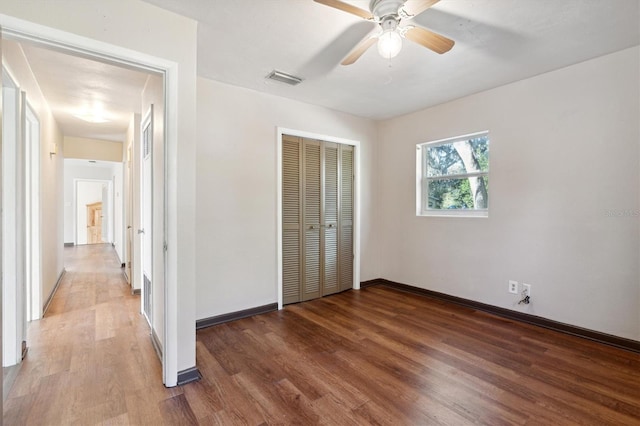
top-left (341, 37), bottom-right (377, 65)
top-left (401, 0), bottom-right (440, 17)
top-left (314, 0), bottom-right (374, 20)
top-left (404, 26), bottom-right (454, 54)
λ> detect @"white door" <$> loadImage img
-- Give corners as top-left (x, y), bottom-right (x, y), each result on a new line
top-left (2, 68), bottom-right (26, 366)
top-left (125, 144), bottom-right (133, 284)
top-left (141, 107), bottom-right (153, 326)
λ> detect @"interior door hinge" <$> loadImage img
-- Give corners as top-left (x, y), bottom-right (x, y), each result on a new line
top-left (163, 242), bottom-right (168, 252)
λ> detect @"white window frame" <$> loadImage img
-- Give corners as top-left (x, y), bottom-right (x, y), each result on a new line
top-left (416, 131), bottom-right (489, 218)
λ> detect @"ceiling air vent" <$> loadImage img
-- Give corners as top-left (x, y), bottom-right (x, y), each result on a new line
top-left (266, 70), bottom-right (303, 86)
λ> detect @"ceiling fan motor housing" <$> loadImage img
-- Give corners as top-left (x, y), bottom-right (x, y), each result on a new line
top-left (380, 16), bottom-right (400, 32)
top-left (370, 0), bottom-right (405, 20)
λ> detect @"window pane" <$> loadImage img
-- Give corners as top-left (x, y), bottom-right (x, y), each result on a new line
top-left (426, 176), bottom-right (489, 210)
top-left (468, 136), bottom-right (489, 172)
top-left (425, 135), bottom-right (489, 177)
top-left (426, 144), bottom-right (464, 177)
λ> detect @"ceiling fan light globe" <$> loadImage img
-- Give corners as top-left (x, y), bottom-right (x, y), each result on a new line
top-left (377, 30), bottom-right (402, 59)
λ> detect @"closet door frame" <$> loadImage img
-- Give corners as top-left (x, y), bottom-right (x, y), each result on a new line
top-left (276, 128), bottom-right (361, 310)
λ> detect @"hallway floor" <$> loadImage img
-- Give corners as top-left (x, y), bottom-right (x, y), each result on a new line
top-left (3, 244), bottom-right (184, 424)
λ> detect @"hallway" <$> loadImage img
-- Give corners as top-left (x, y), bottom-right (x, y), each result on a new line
top-left (3, 244), bottom-right (183, 424)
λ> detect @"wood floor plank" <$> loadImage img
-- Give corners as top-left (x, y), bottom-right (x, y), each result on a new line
top-left (158, 393), bottom-right (199, 425)
top-left (192, 341), bottom-right (270, 425)
top-left (124, 386), bottom-right (176, 425)
top-left (308, 393), bottom-right (363, 426)
top-left (5, 244), bottom-right (639, 425)
top-left (260, 332), bottom-right (370, 408)
top-left (195, 286), bottom-right (640, 425)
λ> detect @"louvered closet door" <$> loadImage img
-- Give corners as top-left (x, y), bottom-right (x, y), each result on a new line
top-left (282, 135), bottom-right (354, 305)
top-left (322, 142), bottom-right (340, 296)
top-left (339, 145), bottom-right (354, 291)
top-left (282, 136), bottom-right (302, 304)
top-left (302, 139), bottom-right (322, 301)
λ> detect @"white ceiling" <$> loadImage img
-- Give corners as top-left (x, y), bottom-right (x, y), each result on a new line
top-left (142, 0), bottom-right (639, 119)
top-left (4, 0), bottom-right (639, 143)
top-left (5, 39), bottom-right (152, 142)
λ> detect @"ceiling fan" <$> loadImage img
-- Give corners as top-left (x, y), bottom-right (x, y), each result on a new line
top-left (314, 0), bottom-right (455, 65)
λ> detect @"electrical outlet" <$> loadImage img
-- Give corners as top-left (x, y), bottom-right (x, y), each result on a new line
top-left (522, 283), bottom-right (531, 298)
top-left (508, 280), bottom-right (518, 294)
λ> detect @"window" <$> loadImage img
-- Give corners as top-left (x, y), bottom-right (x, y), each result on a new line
top-left (417, 131), bottom-right (489, 217)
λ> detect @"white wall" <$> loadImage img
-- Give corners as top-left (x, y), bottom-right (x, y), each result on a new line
top-left (377, 47), bottom-right (640, 341)
top-left (195, 78), bottom-right (379, 320)
top-left (2, 39), bottom-right (65, 312)
top-left (0, 0), bottom-right (199, 378)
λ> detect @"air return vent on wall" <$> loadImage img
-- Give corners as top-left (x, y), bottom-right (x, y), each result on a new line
top-left (266, 70), bottom-right (303, 86)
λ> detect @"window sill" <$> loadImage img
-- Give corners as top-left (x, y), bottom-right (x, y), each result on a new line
top-left (418, 209), bottom-right (488, 218)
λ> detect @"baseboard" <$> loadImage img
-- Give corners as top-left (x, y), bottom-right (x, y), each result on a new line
top-left (150, 328), bottom-right (163, 361)
top-left (360, 278), bottom-right (384, 288)
top-left (42, 269), bottom-right (66, 315)
top-left (177, 367), bottom-right (201, 386)
top-left (369, 279), bottom-right (640, 354)
top-left (63, 242), bottom-right (75, 247)
top-left (196, 303), bottom-right (278, 330)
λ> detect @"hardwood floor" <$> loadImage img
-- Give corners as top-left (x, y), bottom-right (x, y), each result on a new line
top-left (3, 244), bottom-right (182, 425)
top-left (4, 244), bottom-right (639, 425)
top-left (197, 289), bottom-right (640, 425)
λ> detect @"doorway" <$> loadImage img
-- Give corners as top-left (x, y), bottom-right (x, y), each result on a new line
top-left (75, 180), bottom-right (111, 245)
top-left (277, 129), bottom-right (361, 309)
top-left (281, 135), bottom-right (354, 304)
top-left (1, 69), bottom-right (41, 400)
top-left (87, 201), bottom-right (103, 244)
top-left (0, 21), bottom-right (178, 386)
top-left (86, 202), bottom-right (103, 244)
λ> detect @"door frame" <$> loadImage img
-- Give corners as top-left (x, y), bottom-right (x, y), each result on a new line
top-left (0, 15), bottom-right (179, 386)
top-left (24, 101), bottom-right (40, 322)
top-left (276, 128), bottom-right (361, 310)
